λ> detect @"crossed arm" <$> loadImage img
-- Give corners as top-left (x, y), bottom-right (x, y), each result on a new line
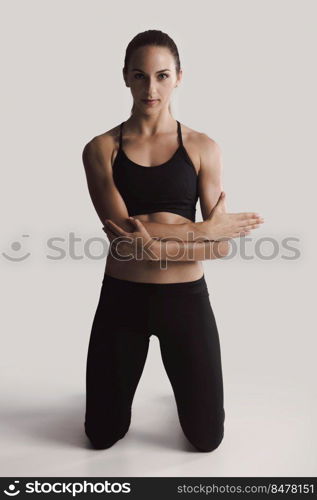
top-left (82, 133), bottom-right (229, 261)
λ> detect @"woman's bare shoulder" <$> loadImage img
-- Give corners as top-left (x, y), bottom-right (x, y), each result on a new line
top-left (88, 123), bottom-right (121, 148)
top-left (181, 122), bottom-right (219, 149)
top-left (83, 124), bottom-right (121, 161)
top-left (180, 122), bottom-right (221, 174)
top-left (82, 124), bottom-right (122, 172)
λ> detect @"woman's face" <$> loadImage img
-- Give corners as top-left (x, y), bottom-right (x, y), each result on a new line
top-left (124, 45), bottom-right (182, 112)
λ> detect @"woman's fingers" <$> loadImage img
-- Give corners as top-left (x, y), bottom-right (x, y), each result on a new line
top-left (235, 212), bottom-right (261, 219)
top-left (240, 220), bottom-right (263, 229)
top-left (243, 224), bottom-right (260, 231)
top-left (245, 217), bottom-right (264, 224)
top-left (105, 219), bottom-right (129, 237)
top-left (129, 217), bottom-right (152, 239)
top-left (104, 217), bottom-right (153, 249)
top-left (103, 224), bottom-right (116, 238)
top-left (103, 223), bottom-right (115, 234)
top-left (234, 216), bottom-right (264, 229)
top-left (232, 230), bottom-right (251, 238)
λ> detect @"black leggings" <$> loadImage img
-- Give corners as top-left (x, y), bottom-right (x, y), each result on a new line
top-left (84, 273), bottom-right (225, 452)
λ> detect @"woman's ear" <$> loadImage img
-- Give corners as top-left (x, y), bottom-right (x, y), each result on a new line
top-left (176, 68), bottom-right (183, 88)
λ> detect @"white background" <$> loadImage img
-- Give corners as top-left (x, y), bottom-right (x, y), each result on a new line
top-left (0, 0), bottom-right (316, 476)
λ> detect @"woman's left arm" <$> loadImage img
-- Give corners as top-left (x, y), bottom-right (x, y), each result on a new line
top-left (146, 238), bottom-right (229, 261)
top-left (104, 216), bottom-right (230, 261)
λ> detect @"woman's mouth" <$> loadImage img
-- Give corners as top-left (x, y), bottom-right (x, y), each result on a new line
top-left (142, 99), bottom-right (159, 105)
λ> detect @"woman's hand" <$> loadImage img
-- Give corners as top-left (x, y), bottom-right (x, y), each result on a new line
top-left (201, 191), bottom-right (264, 241)
top-left (103, 217), bottom-right (159, 261)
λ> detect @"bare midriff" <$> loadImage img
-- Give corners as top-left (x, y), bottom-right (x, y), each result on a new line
top-left (104, 211), bottom-right (204, 284)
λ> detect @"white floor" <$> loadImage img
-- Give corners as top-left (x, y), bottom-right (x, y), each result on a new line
top-left (1, 335), bottom-right (315, 477)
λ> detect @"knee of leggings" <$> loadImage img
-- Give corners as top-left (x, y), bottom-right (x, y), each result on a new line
top-left (183, 416), bottom-right (225, 453)
top-left (190, 431), bottom-right (224, 452)
top-left (85, 423), bottom-right (129, 450)
top-left (87, 434), bottom-right (123, 450)
top-left (186, 407), bottom-right (226, 452)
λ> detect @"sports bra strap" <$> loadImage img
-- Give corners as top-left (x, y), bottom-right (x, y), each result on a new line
top-left (118, 122), bottom-right (124, 150)
top-left (176, 120), bottom-right (183, 148)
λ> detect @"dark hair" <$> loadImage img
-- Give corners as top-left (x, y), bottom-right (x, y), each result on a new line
top-left (123, 30), bottom-right (181, 114)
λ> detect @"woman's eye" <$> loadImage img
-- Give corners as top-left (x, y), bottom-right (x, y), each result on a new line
top-left (134, 73), bottom-right (169, 80)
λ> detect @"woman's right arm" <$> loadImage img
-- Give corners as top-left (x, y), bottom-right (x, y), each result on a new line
top-left (82, 136), bottom-right (133, 232)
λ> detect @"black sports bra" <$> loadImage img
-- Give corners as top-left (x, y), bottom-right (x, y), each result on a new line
top-left (112, 120), bottom-right (199, 222)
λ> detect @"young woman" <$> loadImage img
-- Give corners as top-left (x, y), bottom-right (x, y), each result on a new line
top-left (82, 30), bottom-right (264, 452)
